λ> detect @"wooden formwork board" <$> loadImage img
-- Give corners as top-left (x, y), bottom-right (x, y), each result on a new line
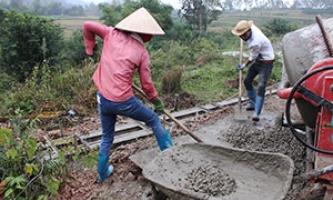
top-left (164, 107), bottom-right (206, 122)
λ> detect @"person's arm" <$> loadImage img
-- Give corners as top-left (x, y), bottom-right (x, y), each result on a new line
top-left (138, 51), bottom-right (158, 101)
top-left (244, 59), bottom-right (252, 67)
top-left (83, 21), bottom-right (109, 55)
top-left (246, 44), bottom-right (260, 66)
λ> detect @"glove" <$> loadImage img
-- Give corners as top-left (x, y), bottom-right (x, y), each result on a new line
top-left (237, 63), bottom-right (245, 71)
top-left (152, 98), bottom-right (164, 113)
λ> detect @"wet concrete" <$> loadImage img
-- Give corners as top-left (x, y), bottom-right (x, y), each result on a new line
top-left (130, 97), bottom-right (307, 200)
top-left (142, 143), bottom-right (293, 200)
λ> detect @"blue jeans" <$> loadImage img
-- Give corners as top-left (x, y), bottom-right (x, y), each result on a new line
top-left (97, 92), bottom-right (165, 156)
top-left (243, 61), bottom-right (273, 97)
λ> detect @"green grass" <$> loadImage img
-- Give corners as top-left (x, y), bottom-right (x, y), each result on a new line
top-left (179, 55), bottom-right (283, 104)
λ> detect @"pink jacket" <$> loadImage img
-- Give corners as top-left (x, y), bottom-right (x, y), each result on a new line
top-left (83, 21), bottom-right (158, 102)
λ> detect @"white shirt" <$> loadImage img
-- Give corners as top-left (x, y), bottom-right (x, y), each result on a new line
top-left (246, 25), bottom-right (275, 61)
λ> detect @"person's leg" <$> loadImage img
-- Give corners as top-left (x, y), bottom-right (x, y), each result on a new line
top-left (117, 96), bottom-right (173, 151)
top-left (243, 63), bottom-right (259, 110)
top-left (245, 89), bottom-right (256, 110)
top-left (97, 93), bottom-right (116, 182)
top-left (253, 63), bottom-right (274, 121)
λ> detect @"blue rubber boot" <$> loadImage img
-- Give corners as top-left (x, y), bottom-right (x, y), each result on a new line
top-left (252, 96), bottom-right (264, 122)
top-left (97, 154), bottom-right (114, 182)
top-left (156, 130), bottom-right (174, 151)
top-left (245, 89), bottom-right (256, 111)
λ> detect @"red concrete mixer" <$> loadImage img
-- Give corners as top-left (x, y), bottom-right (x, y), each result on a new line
top-left (278, 15), bottom-right (333, 199)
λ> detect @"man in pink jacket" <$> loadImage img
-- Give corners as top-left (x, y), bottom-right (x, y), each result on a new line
top-left (83, 7), bottom-right (173, 182)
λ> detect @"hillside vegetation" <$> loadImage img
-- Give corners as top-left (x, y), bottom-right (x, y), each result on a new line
top-left (2, 8), bottom-right (333, 121)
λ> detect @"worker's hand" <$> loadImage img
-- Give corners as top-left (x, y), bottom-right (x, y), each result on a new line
top-left (237, 63), bottom-right (245, 71)
top-left (86, 42), bottom-right (99, 56)
top-left (152, 98), bottom-right (164, 114)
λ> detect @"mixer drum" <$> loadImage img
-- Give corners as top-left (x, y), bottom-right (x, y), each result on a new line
top-left (281, 17), bottom-right (333, 128)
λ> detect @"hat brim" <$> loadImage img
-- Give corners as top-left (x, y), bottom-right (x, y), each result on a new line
top-left (232, 20), bottom-right (253, 36)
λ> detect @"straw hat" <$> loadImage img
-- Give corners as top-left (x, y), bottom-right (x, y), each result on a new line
top-left (115, 7), bottom-right (165, 35)
top-left (231, 20), bottom-right (253, 36)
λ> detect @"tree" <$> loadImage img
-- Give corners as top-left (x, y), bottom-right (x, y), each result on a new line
top-left (121, 0), bottom-right (174, 32)
top-left (0, 9), bottom-right (64, 82)
top-left (46, 2), bottom-right (63, 15)
top-left (31, 0), bottom-right (42, 13)
top-left (98, 0), bottom-right (173, 33)
top-left (85, 2), bottom-right (101, 16)
top-left (180, 0), bottom-right (222, 32)
top-left (61, 29), bottom-right (102, 66)
top-left (99, 3), bottom-right (123, 26)
top-left (10, 0), bottom-right (26, 11)
top-left (263, 18), bottom-right (296, 36)
top-left (64, 5), bottom-right (85, 16)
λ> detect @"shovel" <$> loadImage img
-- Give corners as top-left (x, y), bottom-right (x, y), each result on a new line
top-left (293, 163), bottom-right (333, 182)
top-left (132, 83), bottom-right (203, 143)
top-left (233, 39), bottom-right (248, 121)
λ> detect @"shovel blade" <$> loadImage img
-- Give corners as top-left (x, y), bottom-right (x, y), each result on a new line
top-left (233, 104), bottom-right (252, 121)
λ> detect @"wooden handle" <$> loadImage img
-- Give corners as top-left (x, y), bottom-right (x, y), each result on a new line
top-left (163, 110), bottom-right (202, 142)
top-left (238, 39), bottom-right (243, 111)
top-left (132, 83), bottom-right (203, 142)
top-left (239, 39), bottom-right (243, 96)
top-left (298, 164), bottom-right (333, 181)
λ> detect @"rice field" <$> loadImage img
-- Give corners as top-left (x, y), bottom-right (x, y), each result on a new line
top-left (53, 17), bottom-right (100, 38)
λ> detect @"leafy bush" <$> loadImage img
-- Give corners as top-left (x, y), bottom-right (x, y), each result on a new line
top-left (161, 66), bottom-right (185, 95)
top-left (0, 110), bottom-right (98, 199)
top-left (1, 59), bottom-right (97, 119)
top-left (0, 111), bottom-right (67, 199)
top-left (0, 72), bottom-right (15, 94)
top-left (0, 9), bottom-right (65, 83)
top-left (262, 18), bottom-right (298, 36)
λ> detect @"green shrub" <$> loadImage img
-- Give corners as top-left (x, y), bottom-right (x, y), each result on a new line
top-left (1, 59), bottom-right (98, 119)
top-left (0, 110), bottom-right (98, 199)
top-left (0, 111), bottom-right (67, 199)
top-left (0, 10), bottom-right (65, 83)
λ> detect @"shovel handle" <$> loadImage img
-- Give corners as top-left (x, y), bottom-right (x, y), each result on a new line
top-left (294, 164), bottom-right (333, 181)
top-left (238, 39), bottom-right (243, 112)
top-left (162, 110), bottom-right (203, 142)
top-left (132, 83), bottom-right (203, 142)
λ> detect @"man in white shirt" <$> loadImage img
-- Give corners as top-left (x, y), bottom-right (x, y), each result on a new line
top-left (232, 20), bottom-right (275, 121)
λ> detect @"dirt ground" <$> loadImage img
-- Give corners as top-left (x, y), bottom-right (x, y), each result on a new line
top-left (49, 93), bottom-right (314, 200)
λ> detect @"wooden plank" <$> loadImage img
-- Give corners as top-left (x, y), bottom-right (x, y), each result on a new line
top-left (163, 107), bottom-right (207, 123)
top-left (43, 135), bottom-right (59, 153)
top-left (88, 130), bottom-right (153, 148)
top-left (74, 134), bottom-right (92, 151)
top-left (80, 120), bottom-right (146, 141)
top-left (87, 129), bottom-right (154, 150)
top-left (114, 129), bottom-right (153, 144)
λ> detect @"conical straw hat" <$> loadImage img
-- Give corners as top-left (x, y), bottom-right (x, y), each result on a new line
top-left (115, 7), bottom-right (165, 35)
